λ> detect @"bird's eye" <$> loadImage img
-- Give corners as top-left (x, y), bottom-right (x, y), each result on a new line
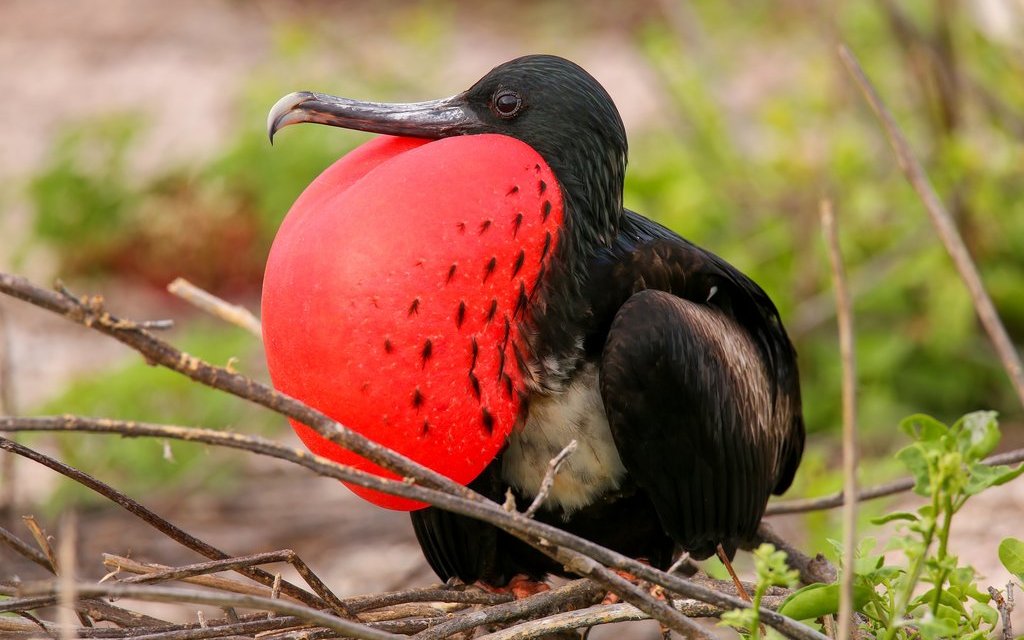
top-left (492, 90), bottom-right (522, 118)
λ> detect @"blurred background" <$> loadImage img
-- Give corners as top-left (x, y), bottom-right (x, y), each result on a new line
top-left (1, 0), bottom-right (1023, 630)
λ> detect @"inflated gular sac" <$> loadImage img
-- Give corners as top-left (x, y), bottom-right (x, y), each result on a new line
top-left (262, 134), bottom-right (564, 509)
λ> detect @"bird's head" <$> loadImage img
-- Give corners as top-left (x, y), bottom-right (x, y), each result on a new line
top-left (268, 54), bottom-right (628, 247)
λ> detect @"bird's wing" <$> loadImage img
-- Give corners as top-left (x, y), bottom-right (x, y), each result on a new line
top-left (594, 214), bottom-right (804, 557)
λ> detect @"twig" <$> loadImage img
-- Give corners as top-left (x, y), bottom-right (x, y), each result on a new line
top-left (167, 278), bottom-right (262, 339)
top-left (988, 583), bottom-right (1014, 640)
top-left (15, 582), bottom-right (400, 640)
top-left (523, 439), bottom-right (577, 518)
top-left (0, 274), bottom-right (829, 640)
top-left (412, 579), bottom-right (601, 640)
top-left (344, 586), bottom-right (513, 614)
top-left (765, 447), bottom-right (1024, 515)
top-left (838, 44), bottom-right (1024, 410)
top-left (0, 418), bottom-right (828, 640)
top-left (476, 596), bottom-right (788, 640)
top-left (756, 523), bottom-right (837, 586)
top-left (820, 198), bottom-right (858, 640)
top-left (1, 523), bottom-right (53, 572)
top-left (546, 544), bottom-right (714, 639)
top-left (0, 301), bottom-right (15, 520)
top-left (57, 514), bottom-right (85, 635)
top-left (104, 550), bottom-right (350, 616)
top-left (0, 437), bottom-right (334, 614)
top-left (0, 272), bottom-right (466, 498)
top-left (103, 554), bottom-right (290, 599)
top-left (22, 515), bottom-right (59, 574)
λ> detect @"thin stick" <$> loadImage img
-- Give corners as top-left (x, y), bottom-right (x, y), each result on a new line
top-left (548, 544), bottom-right (713, 640)
top-left (412, 579), bottom-right (600, 640)
top-left (103, 554), bottom-right (288, 599)
top-left (0, 437), bottom-right (332, 613)
top-left (15, 582), bottom-right (400, 640)
top-left (0, 275), bottom-right (829, 640)
top-left (104, 550), bottom-right (350, 616)
top-left (756, 523), bottom-right (837, 586)
top-left (57, 515), bottom-right (82, 638)
top-left (0, 419), bottom-right (829, 640)
top-left (166, 278), bottom-right (262, 339)
top-left (766, 447), bottom-right (1024, 515)
top-left (838, 44), bottom-right (1024, 409)
top-left (523, 439), bottom-right (577, 518)
top-left (0, 273), bottom-right (465, 498)
top-left (477, 596), bottom-right (787, 640)
top-left (1, 524), bottom-right (53, 572)
top-left (0, 302), bottom-right (15, 518)
top-left (821, 198), bottom-right (858, 640)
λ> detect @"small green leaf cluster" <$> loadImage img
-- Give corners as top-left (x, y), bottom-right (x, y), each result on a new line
top-left (720, 543), bottom-right (799, 640)
top-left (780, 411), bottom-right (1022, 639)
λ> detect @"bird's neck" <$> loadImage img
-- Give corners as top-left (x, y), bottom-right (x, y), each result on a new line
top-left (518, 160), bottom-right (625, 394)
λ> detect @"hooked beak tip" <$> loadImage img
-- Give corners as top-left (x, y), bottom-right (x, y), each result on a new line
top-left (266, 91), bottom-right (316, 144)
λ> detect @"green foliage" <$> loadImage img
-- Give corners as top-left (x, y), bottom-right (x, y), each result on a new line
top-left (781, 412), bottom-right (1021, 639)
top-left (720, 543), bottom-right (799, 640)
top-left (632, 0), bottom-right (1024, 432)
top-left (25, 115), bottom-right (144, 275)
top-left (998, 538), bottom-right (1024, 583)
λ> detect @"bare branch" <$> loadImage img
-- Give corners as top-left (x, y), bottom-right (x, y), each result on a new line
top-left (546, 543), bottom-right (714, 639)
top-left (523, 439), bottom-right (577, 518)
top-left (820, 198), bottom-right (858, 640)
top-left (411, 579), bottom-right (601, 640)
top-left (0, 418), bottom-right (828, 640)
top-left (104, 550), bottom-right (350, 616)
top-left (765, 447), bottom-right (1024, 515)
top-left (756, 523), bottom-right (837, 586)
top-left (1, 524), bottom-right (53, 572)
top-left (838, 44), bottom-right (1024, 409)
top-left (166, 278), bottom-right (262, 339)
top-left (15, 581), bottom-right (400, 640)
top-left (0, 272), bottom-right (829, 640)
top-left (477, 595), bottom-right (788, 640)
top-left (0, 436), bottom-right (333, 613)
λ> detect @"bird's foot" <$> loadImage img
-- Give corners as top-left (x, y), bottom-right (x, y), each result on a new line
top-left (475, 575), bottom-right (551, 599)
top-left (601, 559), bottom-right (665, 605)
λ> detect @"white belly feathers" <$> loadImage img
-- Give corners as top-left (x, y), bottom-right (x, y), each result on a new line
top-left (501, 365), bottom-right (626, 513)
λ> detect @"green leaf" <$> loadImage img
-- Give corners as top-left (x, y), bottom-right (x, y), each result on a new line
top-left (917, 611), bottom-right (958, 640)
top-left (777, 582), bottom-right (874, 620)
top-left (970, 602), bottom-right (999, 626)
top-left (964, 462), bottom-right (1024, 497)
top-left (955, 410), bottom-right (1000, 461)
top-left (896, 444), bottom-right (933, 496)
top-left (990, 463), bottom-right (1024, 487)
top-left (900, 414), bottom-right (949, 442)
top-left (871, 511), bottom-right (919, 525)
top-left (998, 538), bottom-right (1024, 580)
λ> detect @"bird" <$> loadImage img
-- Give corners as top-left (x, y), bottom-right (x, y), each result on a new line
top-left (264, 54), bottom-right (805, 589)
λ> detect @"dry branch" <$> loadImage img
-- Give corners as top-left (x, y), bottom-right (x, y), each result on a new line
top-left (765, 447), bottom-right (1024, 515)
top-left (838, 44), bottom-right (1024, 409)
top-left (0, 272), bottom-right (829, 640)
top-left (166, 278), bottom-right (262, 339)
top-left (0, 435), bottom-right (338, 615)
top-left (14, 581), bottom-right (401, 640)
top-left (820, 199), bottom-right (858, 640)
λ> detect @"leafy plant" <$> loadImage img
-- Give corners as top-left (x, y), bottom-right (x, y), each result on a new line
top-left (781, 411), bottom-right (1021, 638)
top-left (720, 543), bottom-right (799, 639)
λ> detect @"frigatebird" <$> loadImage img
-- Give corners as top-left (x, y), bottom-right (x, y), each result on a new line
top-left (265, 54), bottom-right (805, 587)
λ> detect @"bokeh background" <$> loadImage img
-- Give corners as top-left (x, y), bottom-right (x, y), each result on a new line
top-left (1, 0), bottom-right (1023, 632)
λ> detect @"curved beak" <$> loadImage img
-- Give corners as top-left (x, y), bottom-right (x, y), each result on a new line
top-left (267, 91), bottom-right (475, 143)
